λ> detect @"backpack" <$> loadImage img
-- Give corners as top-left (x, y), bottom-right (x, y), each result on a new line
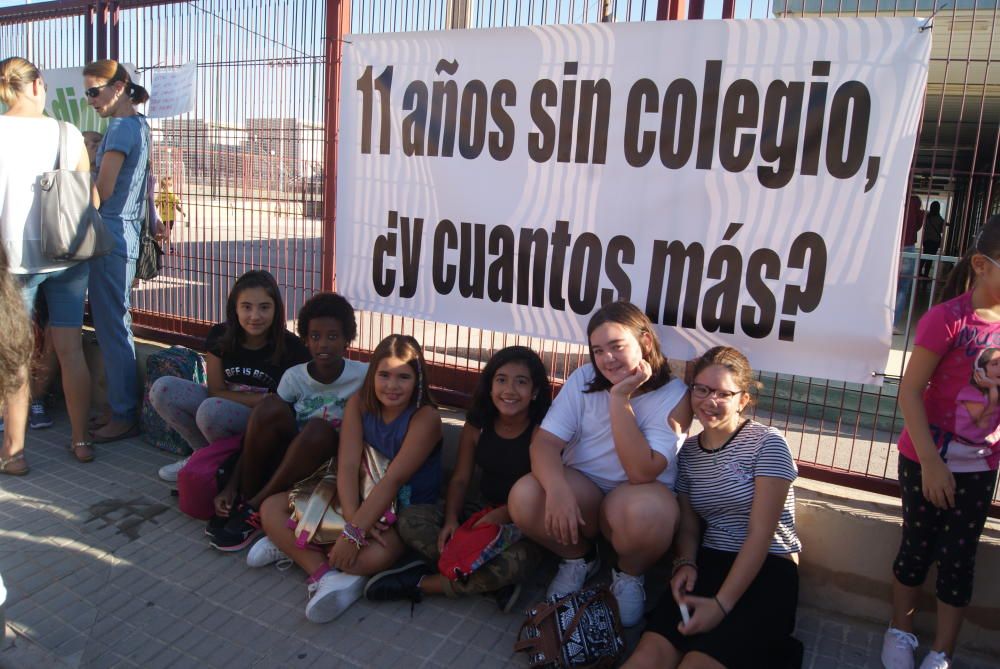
top-left (177, 433), bottom-right (243, 520)
top-left (437, 506), bottom-right (522, 581)
top-left (514, 586), bottom-right (625, 668)
top-left (141, 346), bottom-right (206, 454)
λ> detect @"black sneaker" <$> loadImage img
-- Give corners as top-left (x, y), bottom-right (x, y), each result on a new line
top-left (363, 559), bottom-right (430, 602)
top-left (28, 401), bottom-right (53, 429)
top-left (209, 503), bottom-right (262, 552)
top-left (493, 583), bottom-right (522, 614)
top-left (204, 515), bottom-right (227, 537)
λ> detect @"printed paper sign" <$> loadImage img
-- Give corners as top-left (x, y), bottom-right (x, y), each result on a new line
top-left (147, 63), bottom-right (197, 118)
top-left (336, 18), bottom-right (931, 384)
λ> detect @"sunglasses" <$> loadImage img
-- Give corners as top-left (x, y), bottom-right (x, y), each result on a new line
top-left (84, 82), bottom-right (116, 98)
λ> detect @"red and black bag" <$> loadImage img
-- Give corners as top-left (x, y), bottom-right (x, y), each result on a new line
top-left (437, 506), bottom-right (522, 581)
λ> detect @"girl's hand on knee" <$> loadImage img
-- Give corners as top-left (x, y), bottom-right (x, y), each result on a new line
top-left (676, 593), bottom-right (725, 636)
top-left (328, 536), bottom-right (359, 571)
top-left (368, 525), bottom-right (388, 548)
top-left (921, 457), bottom-right (956, 509)
top-left (544, 489), bottom-right (585, 545)
top-left (670, 566), bottom-right (697, 604)
top-left (437, 521), bottom-right (459, 553)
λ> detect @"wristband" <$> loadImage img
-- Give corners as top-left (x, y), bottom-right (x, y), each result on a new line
top-left (671, 557), bottom-right (698, 577)
top-left (714, 595), bottom-right (729, 617)
top-left (341, 522), bottom-right (369, 549)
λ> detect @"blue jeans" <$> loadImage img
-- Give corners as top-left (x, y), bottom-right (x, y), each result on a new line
top-left (89, 252), bottom-right (138, 423)
top-left (16, 261), bottom-right (90, 327)
top-left (894, 245), bottom-right (917, 327)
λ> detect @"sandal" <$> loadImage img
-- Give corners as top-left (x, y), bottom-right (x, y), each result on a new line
top-left (71, 441), bottom-right (95, 463)
top-left (0, 452), bottom-right (29, 475)
top-left (90, 422), bottom-right (140, 444)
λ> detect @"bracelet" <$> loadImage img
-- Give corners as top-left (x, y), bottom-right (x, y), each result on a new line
top-left (671, 557), bottom-right (698, 577)
top-left (714, 595), bottom-right (729, 617)
top-left (341, 522), bottom-right (369, 549)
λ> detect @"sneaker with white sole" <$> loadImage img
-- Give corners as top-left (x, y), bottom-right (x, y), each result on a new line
top-left (546, 554), bottom-right (600, 600)
top-left (918, 651), bottom-right (951, 669)
top-left (881, 627), bottom-right (918, 669)
top-left (246, 536), bottom-right (291, 569)
top-left (28, 402), bottom-right (53, 429)
top-left (305, 571), bottom-right (367, 623)
top-left (610, 569), bottom-right (645, 627)
top-left (158, 457), bottom-right (190, 482)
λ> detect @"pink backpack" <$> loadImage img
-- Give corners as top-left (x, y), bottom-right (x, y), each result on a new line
top-left (177, 434), bottom-right (243, 520)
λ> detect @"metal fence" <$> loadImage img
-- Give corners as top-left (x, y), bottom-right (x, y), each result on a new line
top-left (1, 0), bottom-right (998, 512)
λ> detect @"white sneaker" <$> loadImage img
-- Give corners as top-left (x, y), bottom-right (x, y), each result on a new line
top-left (305, 571), bottom-right (367, 623)
top-left (546, 554), bottom-right (600, 600)
top-left (610, 569), bottom-right (645, 627)
top-left (918, 651), bottom-right (951, 669)
top-left (246, 537), bottom-right (291, 569)
top-left (881, 627), bottom-right (918, 669)
top-left (158, 457), bottom-right (190, 482)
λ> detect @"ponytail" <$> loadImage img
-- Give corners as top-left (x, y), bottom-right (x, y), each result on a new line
top-left (939, 248), bottom-right (976, 302)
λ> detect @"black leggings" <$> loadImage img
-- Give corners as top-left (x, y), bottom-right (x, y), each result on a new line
top-left (892, 456), bottom-right (997, 606)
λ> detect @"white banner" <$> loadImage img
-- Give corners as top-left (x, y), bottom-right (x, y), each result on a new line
top-left (336, 18), bottom-right (931, 384)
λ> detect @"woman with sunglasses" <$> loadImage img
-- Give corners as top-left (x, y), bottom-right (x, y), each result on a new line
top-left (625, 346), bottom-right (801, 669)
top-left (0, 57), bottom-right (95, 472)
top-left (82, 59), bottom-right (151, 443)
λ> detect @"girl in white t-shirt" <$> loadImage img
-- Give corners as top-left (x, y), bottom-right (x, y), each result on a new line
top-left (508, 300), bottom-right (690, 627)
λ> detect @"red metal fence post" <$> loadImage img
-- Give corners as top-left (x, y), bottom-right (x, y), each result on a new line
top-left (322, 0), bottom-right (349, 292)
top-left (96, 0), bottom-right (107, 58)
top-left (656, 0), bottom-right (685, 20)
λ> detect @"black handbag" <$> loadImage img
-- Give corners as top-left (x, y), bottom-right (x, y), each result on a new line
top-left (135, 152), bottom-right (163, 281)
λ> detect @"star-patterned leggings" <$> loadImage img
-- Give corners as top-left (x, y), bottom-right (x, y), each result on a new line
top-left (892, 455), bottom-right (998, 607)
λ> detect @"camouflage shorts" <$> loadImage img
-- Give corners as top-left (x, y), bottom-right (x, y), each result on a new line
top-left (398, 501), bottom-right (544, 597)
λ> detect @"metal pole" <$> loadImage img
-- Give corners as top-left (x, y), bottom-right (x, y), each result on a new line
top-left (321, 0), bottom-right (349, 291)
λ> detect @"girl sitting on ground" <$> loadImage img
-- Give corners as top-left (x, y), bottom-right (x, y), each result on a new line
top-left (364, 345), bottom-right (552, 612)
top-left (255, 334), bottom-right (443, 623)
top-left (507, 300), bottom-right (691, 627)
top-left (209, 292), bottom-right (367, 551)
top-left (624, 346), bottom-right (801, 669)
top-left (149, 270), bottom-right (309, 482)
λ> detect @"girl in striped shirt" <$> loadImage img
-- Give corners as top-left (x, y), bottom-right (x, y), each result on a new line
top-left (625, 346), bottom-right (801, 669)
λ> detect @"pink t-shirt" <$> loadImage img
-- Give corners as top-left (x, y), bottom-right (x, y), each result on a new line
top-left (898, 291), bottom-right (1000, 472)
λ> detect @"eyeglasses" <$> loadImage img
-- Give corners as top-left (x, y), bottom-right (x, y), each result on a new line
top-left (84, 82), bottom-right (115, 98)
top-left (981, 253), bottom-right (1000, 270)
top-left (690, 384), bottom-right (744, 401)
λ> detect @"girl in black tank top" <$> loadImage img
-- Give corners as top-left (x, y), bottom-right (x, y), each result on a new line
top-left (365, 346), bottom-right (553, 607)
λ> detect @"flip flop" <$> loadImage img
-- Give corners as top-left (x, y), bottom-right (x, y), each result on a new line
top-left (90, 423), bottom-right (140, 444)
top-left (0, 452), bottom-right (29, 476)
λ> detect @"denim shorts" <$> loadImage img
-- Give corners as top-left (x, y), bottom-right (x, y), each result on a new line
top-left (17, 261), bottom-right (90, 328)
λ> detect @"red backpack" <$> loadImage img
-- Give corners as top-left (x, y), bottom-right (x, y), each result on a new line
top-left (437, 506), bottom-right (523, 581)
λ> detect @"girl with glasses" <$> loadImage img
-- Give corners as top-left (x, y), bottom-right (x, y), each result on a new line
top-left (626, 346), bottom-right (801, 669)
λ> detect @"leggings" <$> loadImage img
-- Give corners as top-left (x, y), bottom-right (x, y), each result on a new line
top-left (148, 377), bottom-right (252, 451)
top-left (892, 456), bottom-right (998, 606)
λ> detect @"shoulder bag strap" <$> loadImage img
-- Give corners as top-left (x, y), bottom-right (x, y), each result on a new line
top-left (56, 120), bottom-right (69, 170)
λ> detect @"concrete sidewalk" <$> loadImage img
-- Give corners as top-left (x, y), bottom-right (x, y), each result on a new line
top-left (1, 416), bottom-right (997, 669)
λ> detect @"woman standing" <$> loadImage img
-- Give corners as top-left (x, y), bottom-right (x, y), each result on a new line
top-left (0, 57), bottom-right (94, 471)
top-left (83, 59), bottom-right (151, 443)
